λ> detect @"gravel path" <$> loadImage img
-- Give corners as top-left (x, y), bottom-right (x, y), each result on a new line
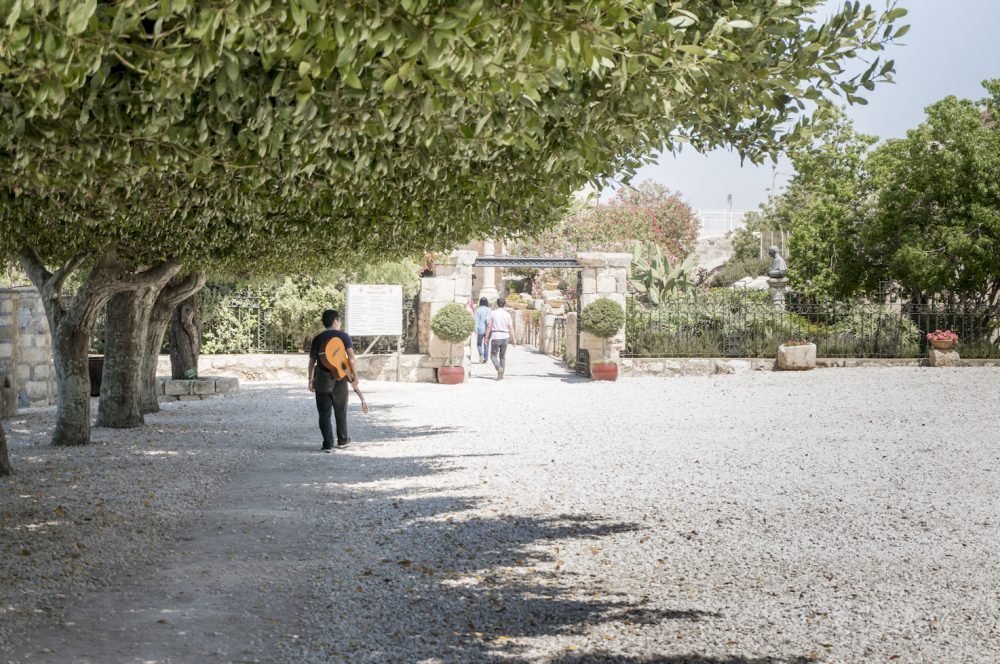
top-left (2, 348), bottom-right (999, 663)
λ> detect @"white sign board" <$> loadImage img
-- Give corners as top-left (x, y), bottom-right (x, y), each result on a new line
top-left (344, 284), bottom-right (403, 337)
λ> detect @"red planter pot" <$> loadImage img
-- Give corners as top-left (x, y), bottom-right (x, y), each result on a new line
top-left (437, 366), bottom-right (465, 384)
top-left (590, 362), bottom-right (618, 381)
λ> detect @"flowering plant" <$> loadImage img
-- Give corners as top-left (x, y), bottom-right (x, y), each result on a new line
top-left (926, 329), bottom-right (958, 343)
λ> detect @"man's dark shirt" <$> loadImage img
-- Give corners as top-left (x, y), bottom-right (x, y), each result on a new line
top-left (310, 329), bottom-right (354, 375)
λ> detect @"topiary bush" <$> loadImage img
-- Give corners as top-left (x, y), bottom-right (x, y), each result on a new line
top-left (581, 298), bottom-right (625, 339)
top-left (431, 303), bottom-right (475, 365)
top-left (580, 298), bottom-right (625, 362)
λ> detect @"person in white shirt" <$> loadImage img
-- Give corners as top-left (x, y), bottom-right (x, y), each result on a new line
top-left (485, 296), bottom-right (516, 380)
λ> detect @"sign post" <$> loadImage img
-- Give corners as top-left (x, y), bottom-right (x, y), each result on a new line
top-left (344, 285), bottom-right (404, 381)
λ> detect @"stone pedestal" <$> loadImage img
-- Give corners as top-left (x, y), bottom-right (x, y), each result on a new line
top-left (419, 250), bottom-right (476, 380)
top-left (576, 252), bottom-right (630, 374)
top-left (928, 348), bottom-right (960, 367)
top-left (777, 342), bottom-right (816, 370)
top-left (767, 277), bottom-right (789, 310)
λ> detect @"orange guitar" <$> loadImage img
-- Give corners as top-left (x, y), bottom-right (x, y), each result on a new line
top-left (319, 336), bottom-right (369, 414)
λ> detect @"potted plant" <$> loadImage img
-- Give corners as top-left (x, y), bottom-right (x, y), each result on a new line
top-left (431, 303), bottom-right (475, 384)
top-left (927, 329), bottom-right (958, 351)
top-left (580, 297), bottom-right (625, 381)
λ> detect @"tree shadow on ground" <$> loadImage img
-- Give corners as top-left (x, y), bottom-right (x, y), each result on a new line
top-left (549, 655), bottom-right (814, 664)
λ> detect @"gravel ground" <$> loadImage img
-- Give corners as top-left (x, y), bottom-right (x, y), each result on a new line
top-left (2, 347), bottom-right (999, 663)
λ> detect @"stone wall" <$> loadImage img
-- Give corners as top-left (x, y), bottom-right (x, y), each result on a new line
top-left (0, 287), bottom-right (55, 414)
top-left (0, 289), bottom-right (19, 417)
top-left (156, 352), bottom-right (440, 383)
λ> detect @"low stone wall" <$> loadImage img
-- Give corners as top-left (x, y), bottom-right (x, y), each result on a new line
top-left (155, 353), bottom-right (441, 383)
top-left (622, 356), bottom-right (1000, 376)
top-left (156, 376), bottom-right (239, 402)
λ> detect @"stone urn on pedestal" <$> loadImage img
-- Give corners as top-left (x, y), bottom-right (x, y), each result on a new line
top-left (431, 303), bottom-right (475, 384)
top-left (580, 297), bottom-right (625, 381)
top-left (927, 330), bottom-right (959, 367)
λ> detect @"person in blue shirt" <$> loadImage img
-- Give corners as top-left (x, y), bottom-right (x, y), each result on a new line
top-left (474, 297), bottom-right (491, 363)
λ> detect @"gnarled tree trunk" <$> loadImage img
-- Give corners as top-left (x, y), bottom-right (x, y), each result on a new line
top-left (170, 294), bottom-right (200, 379)
top-left (20, 249), bottom-right (179, 446)
top-left (0, 421), bottom-right (11, 477)
top-left (97, 262), bottom-right (180, 428)
top-left (140, 272), bottom-right (205, 414)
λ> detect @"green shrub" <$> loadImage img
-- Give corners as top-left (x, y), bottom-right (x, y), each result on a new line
top-left (431, 303), bottom-right (475, 366)
top-left (581, 298), bottom-right (625, 339)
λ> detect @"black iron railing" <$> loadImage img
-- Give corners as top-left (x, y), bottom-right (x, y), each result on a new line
top-left (625, 290), bottom-right (1000, 359)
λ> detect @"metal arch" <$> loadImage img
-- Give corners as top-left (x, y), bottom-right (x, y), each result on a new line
top-left (472, 256), bottom-right (581, 269)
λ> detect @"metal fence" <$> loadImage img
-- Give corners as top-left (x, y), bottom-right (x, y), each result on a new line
top-left (625, 290), bottom-right (1000, 359)
top-left (200, 293), bottom-right (419, 355)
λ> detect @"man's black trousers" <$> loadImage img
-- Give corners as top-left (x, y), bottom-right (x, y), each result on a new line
top-left (315, 374), bottom-right (349, 448)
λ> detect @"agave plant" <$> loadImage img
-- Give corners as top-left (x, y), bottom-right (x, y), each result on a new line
top-left (628, 242), bottom-right (697, 306)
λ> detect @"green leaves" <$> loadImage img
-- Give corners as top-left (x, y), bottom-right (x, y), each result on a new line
top-left (66, 0), bottom-right (97, 35)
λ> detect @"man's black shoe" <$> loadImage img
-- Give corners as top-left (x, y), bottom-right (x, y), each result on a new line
top-left (336, 439), bottom-right (351, 449)
top-left (321, 445), bottom-right (333, 453)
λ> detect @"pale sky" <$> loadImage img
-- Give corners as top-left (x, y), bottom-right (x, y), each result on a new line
top-left (610, 0), bottom-right (1000, 211)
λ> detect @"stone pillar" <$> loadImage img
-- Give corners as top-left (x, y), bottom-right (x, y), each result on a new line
top-left (14, 287), bottom-right (56, 407)
top-left (418, 251), bottom-right (476, 379)
top-left (576, 252), bottom-right (630, 374)
top-left (0, 289), bottom-right (19, 417)
top-left (477, 239), bottom-right (499, 304)
top-left (767, 277), bottom-right (789, 310)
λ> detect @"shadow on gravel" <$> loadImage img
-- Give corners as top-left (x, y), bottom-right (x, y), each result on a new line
top-left (287, 453), bottom-right (728, 662)
top-left (549, 655), bottom-right (814, 664)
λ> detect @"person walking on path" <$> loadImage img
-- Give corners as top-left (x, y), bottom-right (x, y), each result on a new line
top-left (307, 309), bottom-right (359, 452)
top-left (474, 297), bottom-right (491, 363)
top-left (485, 296), bottom-right (516, 380)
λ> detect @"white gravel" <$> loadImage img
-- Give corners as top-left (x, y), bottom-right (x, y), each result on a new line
top-left (2, 348), bottom-right (999, 663)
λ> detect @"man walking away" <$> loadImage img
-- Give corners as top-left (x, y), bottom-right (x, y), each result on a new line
top-left (474, 297), bottom-right (491, 363)
top-left (485, 296), bottom-right (516, 380)
top-left (307, 309), bottom-right (359, 452)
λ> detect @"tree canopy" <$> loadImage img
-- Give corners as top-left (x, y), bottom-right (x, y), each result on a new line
top-left (0, 0), bottom-right (908, 268)
top-left (759, 80), bottom-right (1000, 302)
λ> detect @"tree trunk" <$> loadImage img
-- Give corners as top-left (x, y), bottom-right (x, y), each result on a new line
top-left (96, 288), bottom-right (157, 428)
top-left (141, 272), bottom-right (205, 414)
top-left (51, 316), bottom-right (97, 446)
top-left (19, 249), bottom-right (179, 446)
top-left (0, 421), bottom-right (11, 477)
top-left (170, 294), bottom-right (200, 379)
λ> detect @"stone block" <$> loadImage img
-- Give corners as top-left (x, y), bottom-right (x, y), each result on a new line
top-left (596, 273), bottom-right (617, 294)
top-left (158, 394), bottom-right (179, 403)
top-left (31, 363), bottom-right (50, 379)
top-left (606, 253), bottom-right (632, 268)
top-left (18, 347), bottom-right (48, 364)
top-left (928, 349), bottom-right (960, 367)
top-left (16, 365), bottom-right (29, 381)
top-left (164, 380), bottom-right (192, 396)
top-left (25, 381), bottom-right (50, 402)
top-left (420, 277), bottom-right (455, 303)
top-left (416, 368), bottom-right (438, 383)
top-left (214, 376), bottom-right (239, 393)
top-left (777, 343), bottom-right (816, 371)
top-left (191, 379), bottom-right (217, 395)
top-left (455, 277), bottom-right (472, 299)
top-left (576, 253), bottom-right (609, 268)
top-left (581, 275), bottom-right (597, 294)
top-left (453, 250), bottom-right (478, 267)
top-left (0, 342), bottom-right (12, 358)
top-left (177, 395), bottom-right (202, 401)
